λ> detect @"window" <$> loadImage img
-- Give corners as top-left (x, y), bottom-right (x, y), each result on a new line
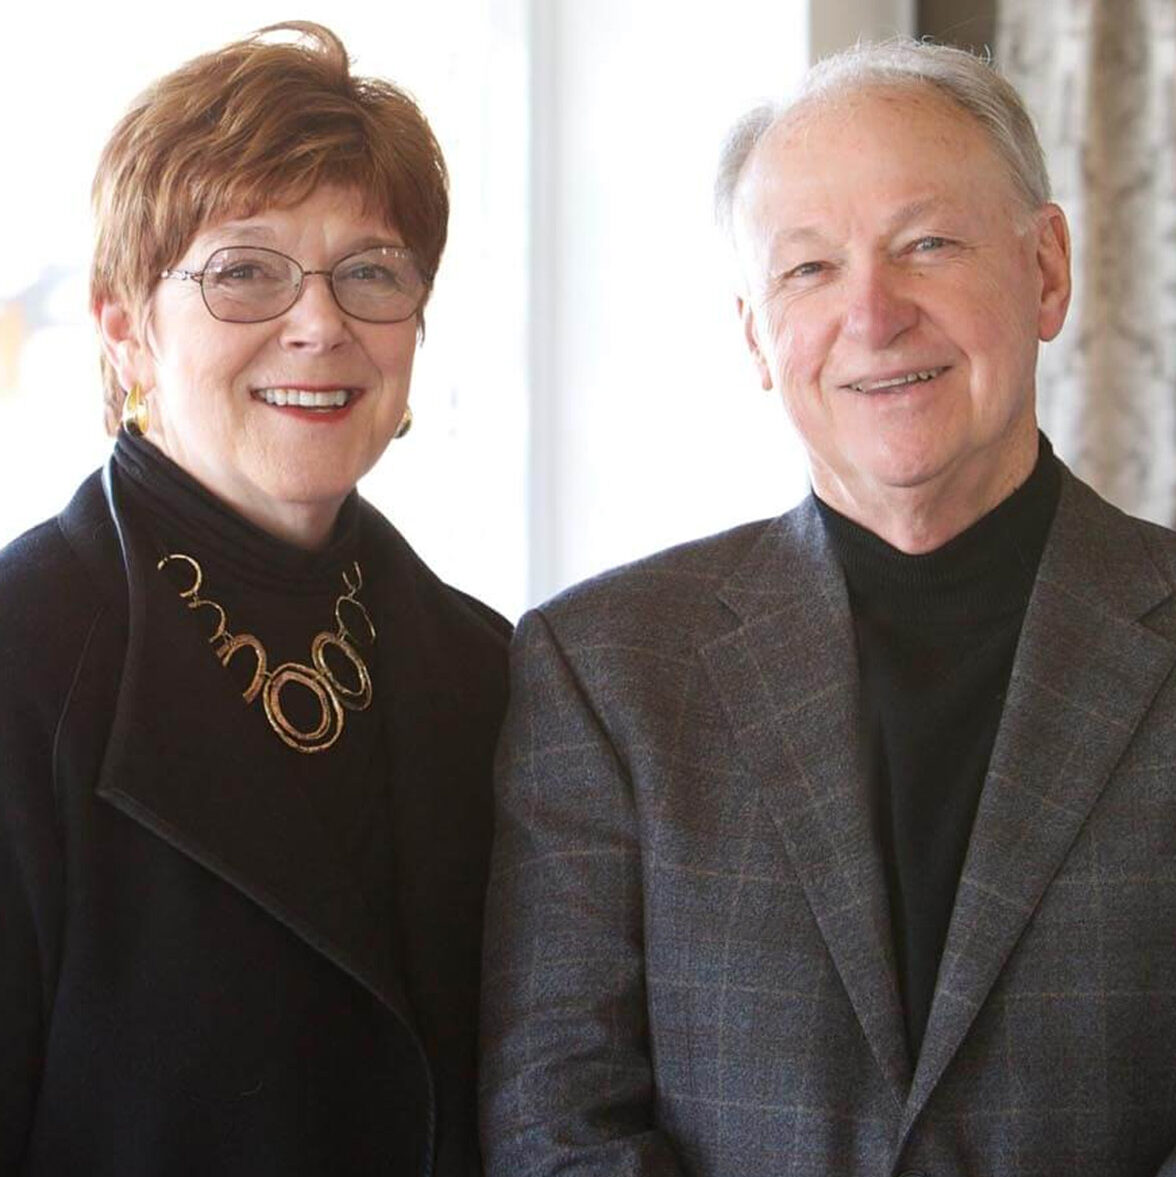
top-left (3, 0), bottom-right (831, 618)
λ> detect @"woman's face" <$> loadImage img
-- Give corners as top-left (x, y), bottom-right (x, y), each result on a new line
top-left (100, 186), bottom-right (419, 547)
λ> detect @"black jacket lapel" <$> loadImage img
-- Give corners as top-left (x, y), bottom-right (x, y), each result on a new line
top-left (85, 463), bottom-right (418, 1027)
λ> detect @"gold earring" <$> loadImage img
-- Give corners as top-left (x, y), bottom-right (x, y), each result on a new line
top-left (122, 384), bottom-right (149, 437)
top-left (394, 405), bottom-right (413, 439)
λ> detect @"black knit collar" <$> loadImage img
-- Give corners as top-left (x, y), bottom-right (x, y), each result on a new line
top-left (112, 429), bottom-right (361, 596)
top-left (815, 434), bottom-right (1061, 626)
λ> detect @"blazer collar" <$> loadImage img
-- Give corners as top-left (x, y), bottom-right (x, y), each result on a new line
top-left (899, 469), bottom-right (1176, 1136)
top-left (79, 462), bottom-right (427, 1035)
top-left (701, 498), bottom-right (913, 1105)
top-left (701, 473), bottom-right (1176, 1121)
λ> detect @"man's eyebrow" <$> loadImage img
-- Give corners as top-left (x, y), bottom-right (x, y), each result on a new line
top-left (764, 197), bottom-right (959, 257)
top-left (885, 197), bottom-right (953, 232)
top-left (767, 225), bottom-right (830, 252)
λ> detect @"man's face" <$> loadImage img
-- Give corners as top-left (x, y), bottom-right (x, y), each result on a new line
top-left (732, 85), bottom-right (1071, 540)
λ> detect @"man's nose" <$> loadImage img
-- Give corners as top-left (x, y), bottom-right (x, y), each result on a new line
top-left (841, 262), bottom-right (919, 350)
top-left (279, 271), bottom-right (351, 350)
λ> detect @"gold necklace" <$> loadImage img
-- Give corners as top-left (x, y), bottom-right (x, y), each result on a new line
top-left (158, 552), bottom-right (375, 754)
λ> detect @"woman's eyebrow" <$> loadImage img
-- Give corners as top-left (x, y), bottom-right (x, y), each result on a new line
top-left (343, 235), bottom-right (405, 252)
top-left (205, 224), bottom-right (281, 244)
top-left (196, 229), bottom-right (402, 253)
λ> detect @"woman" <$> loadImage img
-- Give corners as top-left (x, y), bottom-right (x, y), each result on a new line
top-left (0, 22), bottom-right (508, 1176)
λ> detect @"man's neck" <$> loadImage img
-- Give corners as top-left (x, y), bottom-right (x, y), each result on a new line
top-left (810, 433), bottom-right (1041, 555)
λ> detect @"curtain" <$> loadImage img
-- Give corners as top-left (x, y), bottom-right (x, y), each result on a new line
top-left (998, 0), bottom-right (1176, 524)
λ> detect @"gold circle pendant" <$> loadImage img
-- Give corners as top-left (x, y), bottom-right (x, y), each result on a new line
top-left (262, 662), bottom-right (345, 753)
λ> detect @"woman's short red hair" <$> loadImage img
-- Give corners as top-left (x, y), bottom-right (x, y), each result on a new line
top-left (91, 21), bottom-right (449, 433)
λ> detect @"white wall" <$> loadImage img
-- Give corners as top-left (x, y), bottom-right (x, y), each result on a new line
top-left (2, 0), bottom-right (914, 618)
top-left (0, 2), bottom-right (533, 617)
top-left (811, 0), bottom-right (917, 58)
top-left (526, 0), bottom-right (916, 603)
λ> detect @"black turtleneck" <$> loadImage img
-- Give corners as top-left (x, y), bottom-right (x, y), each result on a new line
top-left (815, 437), bottom-right (1061, 1061)
top-left (111, 431), bottom-right (398, 971)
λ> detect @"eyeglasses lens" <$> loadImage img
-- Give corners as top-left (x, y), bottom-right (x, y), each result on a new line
top-left (201, 248), bottom-right (296, 322)
top-left (332, 249), bottom-right (425, 322)
top-left (201, 246), bottom-right (425, 323)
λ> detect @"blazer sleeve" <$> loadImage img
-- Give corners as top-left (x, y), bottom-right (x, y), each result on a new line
top-left (479, 608), bottom-right (686, 1176)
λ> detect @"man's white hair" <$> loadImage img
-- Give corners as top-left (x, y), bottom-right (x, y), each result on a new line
top-left (715, 38), bottom-right (1051, 237)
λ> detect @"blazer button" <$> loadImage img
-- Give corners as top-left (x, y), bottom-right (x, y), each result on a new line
top-left (896, 1170), bottom-right (928, 1177)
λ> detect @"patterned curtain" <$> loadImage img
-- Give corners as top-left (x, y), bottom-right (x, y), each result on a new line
top-left (998, 0), bottom-right (1176, 524)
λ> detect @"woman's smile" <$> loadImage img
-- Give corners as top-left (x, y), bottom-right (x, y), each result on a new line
top-left (250, 385), bottom-right (362, 410)
top-left (114, 187), bottom-right (418, 548)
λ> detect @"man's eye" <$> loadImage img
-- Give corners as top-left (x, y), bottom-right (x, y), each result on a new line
top-left (785, 260), bottom-right (827, 280)
top-left (912, 236), bottom-right (950, 252)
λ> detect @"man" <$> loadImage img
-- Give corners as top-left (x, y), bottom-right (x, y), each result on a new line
top-left (480, 40), bottom-right (1176, 1176)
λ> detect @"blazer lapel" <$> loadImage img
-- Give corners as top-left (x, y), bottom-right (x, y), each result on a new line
top-left (901, 473), bottom-right (1176, 1136)
top-left (701, 499), bottom-right (911, 1104)
top-left (90, 464), bottom-right (419, 1031)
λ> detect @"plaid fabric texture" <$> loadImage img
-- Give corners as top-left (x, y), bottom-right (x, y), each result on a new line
top-left (481, 471), bottom-right (1176, 1177)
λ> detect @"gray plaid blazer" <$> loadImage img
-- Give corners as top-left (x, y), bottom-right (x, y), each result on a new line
top-left (480, 467), bottom-right (1176, 1176)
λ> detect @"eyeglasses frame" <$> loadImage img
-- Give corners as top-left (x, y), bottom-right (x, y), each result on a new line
top-left (159, 244), bottom-right (429, 325)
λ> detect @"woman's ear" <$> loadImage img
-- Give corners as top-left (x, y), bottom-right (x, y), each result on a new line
top-left (95, 298), bottom-right (154, 393)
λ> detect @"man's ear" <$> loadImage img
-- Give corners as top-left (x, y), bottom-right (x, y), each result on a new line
top-left (737, 294), bottom-right (773, 391)
top-left (95, 298), bottom-right (154, 393)
top-left (1035, 202), bottom-right (1072, 343)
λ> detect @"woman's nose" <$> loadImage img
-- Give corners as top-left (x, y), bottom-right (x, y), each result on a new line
top-left (279, 272), bottom-right (351, 350)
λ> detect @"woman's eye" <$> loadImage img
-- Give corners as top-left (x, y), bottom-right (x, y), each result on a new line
top-left (205, 250), bottom-right (287, 284)
top-left (340, 263), bottom-right (398, 285)
top-left (210, 261), bottom-right (277, 284)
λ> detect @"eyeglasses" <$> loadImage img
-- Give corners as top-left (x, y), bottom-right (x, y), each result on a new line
top-left (160, 245), bottom-right (428, 324)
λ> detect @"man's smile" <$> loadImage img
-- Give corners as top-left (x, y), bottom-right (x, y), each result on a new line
top-left (844, 366), bottom-right (950, 393)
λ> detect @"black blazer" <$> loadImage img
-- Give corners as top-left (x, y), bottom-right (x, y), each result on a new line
top-left (0, 468), bottom-right (509, 1176)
